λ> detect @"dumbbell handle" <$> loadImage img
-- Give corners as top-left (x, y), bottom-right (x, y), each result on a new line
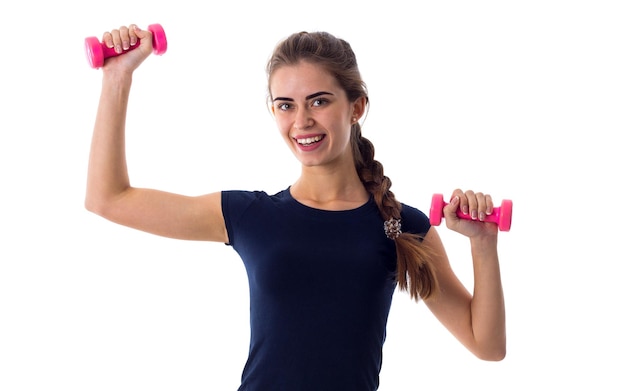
top-left (93, 39), bottom-right (138, 60)
top-left (84, 24), bottom-right (167, 69)
top-left (429, 193), bottom-right (513, 231)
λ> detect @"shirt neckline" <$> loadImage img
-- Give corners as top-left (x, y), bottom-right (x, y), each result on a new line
top-left (282, 186), bottom-right (378, 217)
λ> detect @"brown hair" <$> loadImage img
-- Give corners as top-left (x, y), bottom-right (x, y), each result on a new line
top-left (267, 31), bottom-right (438, 300)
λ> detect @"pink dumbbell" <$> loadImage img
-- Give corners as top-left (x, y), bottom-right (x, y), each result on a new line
top-left (429, 193), bottom-right (513, 231)
top-left (84, 24), bottom-right (167, 69)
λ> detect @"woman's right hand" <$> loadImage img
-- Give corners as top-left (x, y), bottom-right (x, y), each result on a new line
top-left (100, 24), bottom-right (153, 73)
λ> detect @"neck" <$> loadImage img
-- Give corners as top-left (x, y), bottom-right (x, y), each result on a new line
top-left (290, 165), bottom-right (369, 211)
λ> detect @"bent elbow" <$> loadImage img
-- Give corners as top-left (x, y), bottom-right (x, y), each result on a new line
top-left (84, 196), bottom-right (97, 214)
top-left (84, 184), bottom-right (129, 218)
top-left (85, 200), bottom-right (108, 220)
top-left (84, 193), bottom-right (104, 216)
top-left (476, 344), bottom-right (506, 362)
top-left (485, 349), bottom-right (506, 362)
top-left (84, 193), bottom-right (115, 219)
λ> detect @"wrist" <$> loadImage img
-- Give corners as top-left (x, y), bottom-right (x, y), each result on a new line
top-left (470, 234), bottom-right (498, 254)
top-left (102, 67), bottom-right (134, 86)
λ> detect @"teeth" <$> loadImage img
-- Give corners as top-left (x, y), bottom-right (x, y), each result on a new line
top-left (296, 136), bottom-right (323, 145)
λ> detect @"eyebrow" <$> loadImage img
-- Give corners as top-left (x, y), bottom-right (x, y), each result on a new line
top-left (272, 91), bottom-right (334, 102)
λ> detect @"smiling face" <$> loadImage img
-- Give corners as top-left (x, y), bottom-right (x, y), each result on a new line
top-left (270, 61), bottom-right (364, 169)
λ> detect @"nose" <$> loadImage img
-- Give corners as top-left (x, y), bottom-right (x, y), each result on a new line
top-left (294, 107), bottom-right (313, 130)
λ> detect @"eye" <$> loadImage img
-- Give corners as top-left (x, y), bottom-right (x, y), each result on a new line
top-left (276, 102), bottom-right (292, 111)
top-left (312, 98), bottom-right (328, 107)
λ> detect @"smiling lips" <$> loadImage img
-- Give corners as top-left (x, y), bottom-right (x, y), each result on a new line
top-left (295, 135), bottom-right (325, 146)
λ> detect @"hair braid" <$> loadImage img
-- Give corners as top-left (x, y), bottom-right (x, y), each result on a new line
top-left (352, 124), bottom-right (438, 300)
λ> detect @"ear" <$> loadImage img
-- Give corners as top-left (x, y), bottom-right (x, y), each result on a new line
top-left (352, 96), bottom-right (367, 121)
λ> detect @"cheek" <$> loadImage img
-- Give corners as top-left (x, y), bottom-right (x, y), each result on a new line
top-left (275, 116), bottom-right (291, 138)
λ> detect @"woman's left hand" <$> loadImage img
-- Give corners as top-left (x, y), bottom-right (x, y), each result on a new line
top-left (443, 189), bottom-right (499, 238)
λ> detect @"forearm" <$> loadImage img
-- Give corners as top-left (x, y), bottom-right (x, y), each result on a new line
top-left (85, 71), bottom-right (133, 213)
top-left (469, 235), bottom-right (506, 360)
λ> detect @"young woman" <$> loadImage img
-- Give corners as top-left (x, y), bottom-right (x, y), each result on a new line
top-left (85, 24), bottom-right (506, 390)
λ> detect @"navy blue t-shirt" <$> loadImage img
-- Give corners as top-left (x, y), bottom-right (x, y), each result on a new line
top-left (222, 188), bottom-right (430, 391)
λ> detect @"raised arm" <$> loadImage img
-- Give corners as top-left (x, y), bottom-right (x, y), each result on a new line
top-left (84, 24), bottom-right (227, 243)
top-left (422, 189), bottom-right (506, 361)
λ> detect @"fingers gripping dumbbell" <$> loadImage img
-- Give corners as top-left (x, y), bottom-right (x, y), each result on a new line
top-left (429, 193), bottom-right (513, 231)
top-left (84, 24), bottom-right (167, 69)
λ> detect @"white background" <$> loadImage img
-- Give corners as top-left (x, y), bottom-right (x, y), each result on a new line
top-left (1, 1), bottom-right (624, 390)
